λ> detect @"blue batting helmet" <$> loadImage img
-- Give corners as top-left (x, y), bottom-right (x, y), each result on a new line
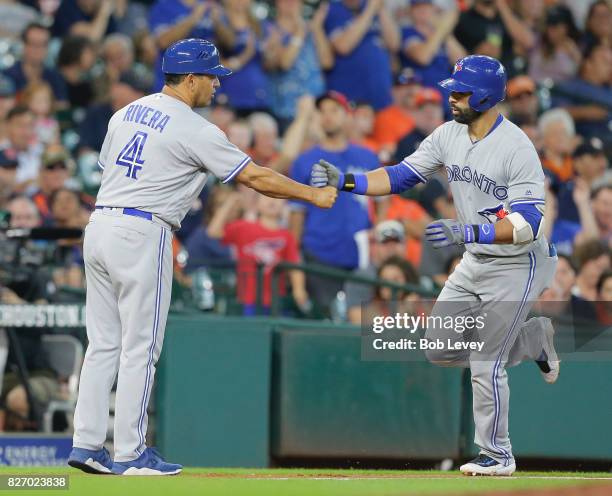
top-left (438, 55), bottom-right (507, 112)
top-left (162, 38), bottom-right (232, 77)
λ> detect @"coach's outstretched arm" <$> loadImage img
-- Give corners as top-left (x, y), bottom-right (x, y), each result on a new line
top-left (237, 161), bottom-right (337, 208)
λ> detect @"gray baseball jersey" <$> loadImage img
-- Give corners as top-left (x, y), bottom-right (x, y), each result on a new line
top-left (401, 115), bottom-right (546, 256)
top-left (96, 93), bottom-right (250, 229)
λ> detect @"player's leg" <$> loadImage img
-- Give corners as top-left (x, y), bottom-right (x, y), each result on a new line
top-left (70, 217), bottom-right (121, 473)
top-left (425, 253), bottom-right (479, 368)
top-left (105, 216), bottom-right (176, 471)
top-left (465, 248), bottom-right (556, 474)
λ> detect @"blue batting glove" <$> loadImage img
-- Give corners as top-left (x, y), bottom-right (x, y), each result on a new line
top-left (425, 219), bottom-right (475, 248)
top-left (310, 160), bottom-right (344, 189)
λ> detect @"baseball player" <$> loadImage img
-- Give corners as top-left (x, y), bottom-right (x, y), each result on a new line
top-left (67, 38), bottom-right (337, 476)
top-left (311, 55), bottom-right (559, 476)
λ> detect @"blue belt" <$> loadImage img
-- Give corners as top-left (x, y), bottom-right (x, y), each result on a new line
top-left (95, 206), bottom-right (153, 221)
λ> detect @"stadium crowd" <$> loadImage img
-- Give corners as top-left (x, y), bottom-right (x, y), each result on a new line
top-left (0, 0), bottom-right (610, 428)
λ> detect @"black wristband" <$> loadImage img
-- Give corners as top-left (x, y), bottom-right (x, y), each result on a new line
top-left (342, 173), bottom-right (355, 192)
top-left (471, 225), bottom-right (480, 243)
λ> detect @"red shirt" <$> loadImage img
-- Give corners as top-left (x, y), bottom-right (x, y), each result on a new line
top-left (223, 220), bottom-right (300, 306)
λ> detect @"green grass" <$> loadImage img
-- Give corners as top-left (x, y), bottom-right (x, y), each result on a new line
top-left (0, 467), bottom-right (611, 496)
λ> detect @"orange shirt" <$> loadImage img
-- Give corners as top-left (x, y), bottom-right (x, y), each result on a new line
top-left (385, 196), bottom-right (428, 267)
top-left (372, 106), bottom-right (415, 148)
top-left (542, 156), bottom-right (573, 183)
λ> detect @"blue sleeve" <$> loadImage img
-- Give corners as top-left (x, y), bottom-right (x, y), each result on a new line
top-left (324, 3), bottom-right (349, 36)
top-left (511, 203), bottom-right (543, 237)
top-left (385, 163), bottom-right (424, 194)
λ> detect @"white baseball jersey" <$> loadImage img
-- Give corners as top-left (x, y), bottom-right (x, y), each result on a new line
top-left (401, 115), bottom-right (546, 257)
top-left (96, 93), bottom-right (250, 229)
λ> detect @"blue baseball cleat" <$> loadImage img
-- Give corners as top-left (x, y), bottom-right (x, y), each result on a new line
top-left (112, 447), bottom-right (182, 476)
top-left (68, 447), bottom-right (113, 474)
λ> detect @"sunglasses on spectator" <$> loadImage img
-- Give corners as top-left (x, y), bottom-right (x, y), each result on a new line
top-left (44, 161), bottom-right (67, 170)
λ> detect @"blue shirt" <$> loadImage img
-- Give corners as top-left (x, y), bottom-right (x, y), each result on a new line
top-left (149, 0), bottom-right (217, 91)
top-left (269, 29), bottom-right (325, 120)
top-left (51, 0), bottom-right (116, 38)
top-left (400, 26), bottom-right (452, 89)
top-left (216, 23), bottom-right (272, 111)
top-left (324, 0), bottom-right (393, 110)
top-left (289, 144), bottom-right (379, 269)
top-left (3, 63), bottom-right (67, 102)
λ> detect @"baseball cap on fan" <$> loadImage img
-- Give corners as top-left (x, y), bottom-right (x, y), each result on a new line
top-left (316, 90), bottom-right (353, 113)
top-left (375, 220), bottom-right (405, 243)
top-left (507, 75), bottom-right (536, 99)
top-left (414, 87), bottom-right (443, 107)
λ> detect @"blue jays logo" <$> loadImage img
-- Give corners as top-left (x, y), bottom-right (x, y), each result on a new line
top-left (454, 61), bottom-right (463, 74)
top-left (478, 203), bottom-right (509, 224)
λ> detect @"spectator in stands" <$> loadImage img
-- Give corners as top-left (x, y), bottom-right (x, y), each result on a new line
top-left (0, 75), bottom-right (16, 143)
top-left (289, 91), bottom-right (379, 310)
top-left (227, 119), bottom-right (253, 154)
top-left (209, 192), bottom-right (308, 316)
top-left (538, 108), bottom-right (578, 184)
top-left (453, 0), bottom-right (535, 77)
top-left (51, 0), bottom-right (117, 42)
top-left (345, 220), bottom-right (406, 324)
top-left (2, 23), bottom-right (68, 107)
top-left (574, 184), bottom-right (612, 247)
top-left (361, 255), bottom-right (420, 323)
top-left (20, 82), bottom-right (60, 147)
top-left (0, 105), bottom-right (42, 192)
top-left (270, 0), bottom-right (333, 129)
top-left (94, 33), bottom-right (144, 100)
top-left (216, 0), bottom-right (281, 114)
top-left (247, 112), bottom-right (279, 167)
top-left (572, 239), bottom-right (611, 302)
top-left (78, 70), bottom-right (148, 155)
top-left (350, 101), bottom-right (379, 155)
top-left (148, 0), bottom-right (235, 91)
top-left (0, 150), bottom-right (18, 210)
top-left (400, 0), bottom-right (466, 90)
top-left (393, 87), bottom-right (444, 162)
top-left (505, 75), bottom-right (539, 126)
top-left (208, 101), bottom-right (236, 135)
top-left (555, 139), bottom-right (609, 226)
top-left (371, 69), bottom-right (420, 158)
top-left (528, 6), bottom-right (581, 84)
top-left (595, 270), bottom-right (612, 325)
top-left (582, 0), bottom-right (612, 52)
top-left (30, 146), bottom-right (80, 222)
top-left (323, 0), bottom-right (400, 111)
top-left (57, 36), bottom-right (97, 109)
top-left (537, 253), bottom-right (576, 317)
top-left (7, 195), bottom-right (40, 229)
top-left (551, 43), bottom-right (612, 156)
top-left (48, 188), bottom-right (90, 230)
top-left (184, 185), bottom-right (235, 272)
top-left (0, 0), bottom-right (39, 40)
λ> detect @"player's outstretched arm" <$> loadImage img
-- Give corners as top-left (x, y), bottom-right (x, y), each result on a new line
top-left (235, 161), bottom-right (337, 208)
top-left (310, 160), bottom-right (393, 196)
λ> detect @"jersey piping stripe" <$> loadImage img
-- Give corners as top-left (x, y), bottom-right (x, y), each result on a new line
top-left (509, 199), bottom-right (545, 206)
top-left (490, 251), bottom-right (536, 465)
top-left (97, 160), bottom-right (105, 170)
top-left (136, 227), bottom-right (166, 455)
top-left (400, 160), bottom-right (427, 183)
top-left (222, 155), bottom-right (251, 184)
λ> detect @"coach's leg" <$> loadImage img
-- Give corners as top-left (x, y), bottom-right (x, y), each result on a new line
top-left (110, 220), bottom-right (173, 462)
top-left (73, 220), bottom-right (122, 450)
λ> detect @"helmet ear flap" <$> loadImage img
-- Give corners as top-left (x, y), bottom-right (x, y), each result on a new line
top-left (468, 88), bottom-right (491, 112)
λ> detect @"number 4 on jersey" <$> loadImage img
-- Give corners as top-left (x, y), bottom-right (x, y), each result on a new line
top-left (116, 131), bottom-right (148, 179)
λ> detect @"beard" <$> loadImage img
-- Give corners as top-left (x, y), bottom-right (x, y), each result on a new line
top-left (452, 106), bottom-right (483, 124)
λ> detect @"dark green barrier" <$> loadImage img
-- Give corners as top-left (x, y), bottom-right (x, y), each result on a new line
top-left (156, 315), bottom-right (274, 467)
top-left (271, 327), bottom-right (465, 460)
